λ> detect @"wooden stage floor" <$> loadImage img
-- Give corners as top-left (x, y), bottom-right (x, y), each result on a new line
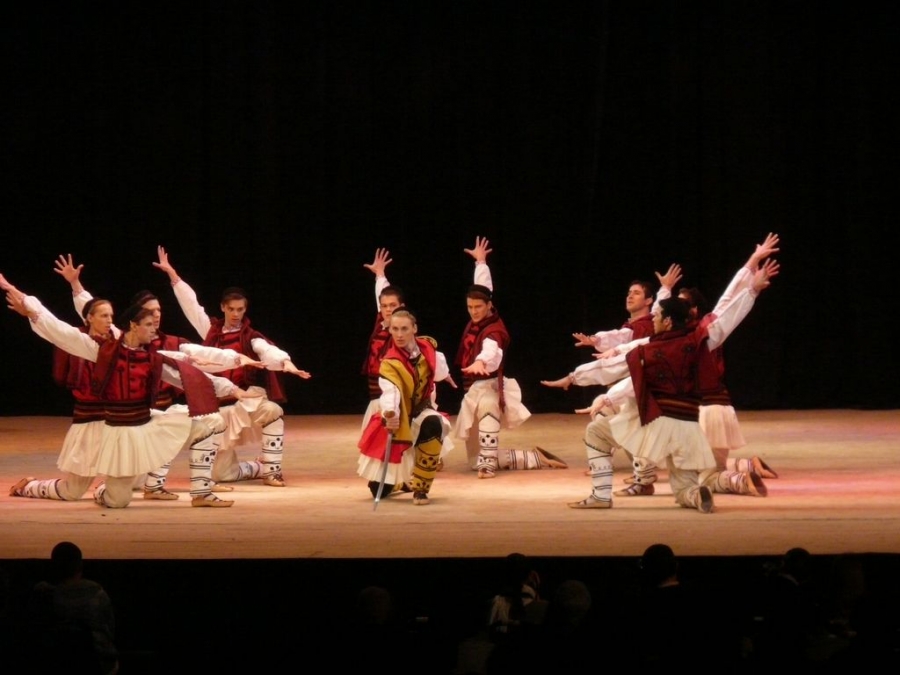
top-left (2, 409), bottom-right (898, 561)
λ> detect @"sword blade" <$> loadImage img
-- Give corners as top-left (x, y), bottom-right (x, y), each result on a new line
top-left (373, 431), bottom-right (394, 511)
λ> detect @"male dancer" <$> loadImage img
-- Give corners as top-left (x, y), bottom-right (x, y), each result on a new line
top-left (54, 254), bottom-right (260, 499)
top-left (453, 237), bottom-right (564, 478)
top-left (2, 275), bottom-right (260, 507)
top-left (154, 246), bottom-right (310, 487)
top-left (357, 308), bottom-right (453, 505)
top-left (360, 247), bottom-right (406, 427)
top-left (608, 234), bottom-right (782, 496)
top-left (567, 244), bottom-right (779, 512)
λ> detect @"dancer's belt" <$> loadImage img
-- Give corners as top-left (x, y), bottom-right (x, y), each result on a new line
top-left (104, 400), bottom-right (152, 427)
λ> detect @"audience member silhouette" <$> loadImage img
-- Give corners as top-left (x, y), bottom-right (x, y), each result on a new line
top-left (27, 541), bottom-right (119, 675)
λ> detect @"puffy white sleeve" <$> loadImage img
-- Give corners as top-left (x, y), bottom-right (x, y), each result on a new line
top-left (72, 289), bottom-right (92, 321)
top-left (24, 296), bottom-right (100, 362)
top-left (375, 275), bottom-right (389, 311)
top-left (157, 354), bottom-right (237, 398)
top-left (474, 261), bottom-right (493, 291)
top-left (434, 350), bottom-right (450, 382)
top-left (712, 265), bottom-right (754, 316)
top-left (177, 343), bottom-right (242, 372)
top-left (706, 287), bottom-right (759, 351)
top-left (590, 327), bottom-right (634, 353)
top-left (604, 376), bottom-right (635, 409)
top-left (378, 377), bottom-right (401, 417)
top-left (249, 337), bottom-right (293, 370)
top-left (172, 279), bottom-right (213, 339)
top-left (474, 337), bottom-right (503, 374)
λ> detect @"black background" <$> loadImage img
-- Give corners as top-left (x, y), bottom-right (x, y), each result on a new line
top-left (3, 1), bottom-right (896, 416)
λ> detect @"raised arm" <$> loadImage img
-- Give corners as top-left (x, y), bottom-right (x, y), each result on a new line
top-left (711, 233), bottom-right (781, 316)
top-left (651, 263), bottom-right (680, 313)
top-left (706, 258), bottom-right (780, 351)
top-left (156, 246), bottom-right (214, 339)
top-left (53, 253), bottom-right (86, 296)
top-left (465, 236), bottom-right (494, 290)
top-left (53, 253), bottom-right (95, 319)
top-left (364, 248), bottom-right (393, 309)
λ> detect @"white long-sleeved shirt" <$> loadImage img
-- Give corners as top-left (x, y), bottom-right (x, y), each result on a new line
top-left (172, 279), bottom-right (294, 371)
top-left (572, 264), bottom-right (759, 386)
top-left (23, 295), bottom-right (238, 399)
top-left (469, 261), bottom-right (503, 374)
top-left (599, 284), bottom-right (762, 410)
top-left (71, 289), bottom-right (246, 373)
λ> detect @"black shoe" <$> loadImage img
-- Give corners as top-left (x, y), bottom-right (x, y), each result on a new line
top-left (368, 481), bottom-right (394, 498)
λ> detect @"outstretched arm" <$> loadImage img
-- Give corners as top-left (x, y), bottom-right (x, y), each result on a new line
top-left (53, 254), bottom-right (94, 318)
top-left (1, 274), bottom-right (29, 316)
top-left (2, 274), bottom-right (101, 361)
top-left (282, 360), bottom-right (312, 379)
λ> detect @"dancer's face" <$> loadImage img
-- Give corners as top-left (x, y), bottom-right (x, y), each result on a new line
top-left (652, 309), bottom-right (672, 335)
top-left (221, 299), bottom-right (247, 329)
top-left (626, 284), bottom-right (651, 316)
top-left (466, 298), bottom-right (492, 324)
top-left (130, 315), bottom-right (157, 345)
top-left (141, 299), bottom-right (162, 333)
top-left (86, 302), bottom-right (114, 337)
top-left (389, 315), bottom-right (417, 349)
top-left (379, 293), bottom-right (402, 322)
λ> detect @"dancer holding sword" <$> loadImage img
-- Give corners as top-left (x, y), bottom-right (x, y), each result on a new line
top-left (357, 308), bottom-right (454, 506)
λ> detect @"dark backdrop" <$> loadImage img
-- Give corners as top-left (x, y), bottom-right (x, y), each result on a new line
top-left (3, 1), bottom-right (896, 416)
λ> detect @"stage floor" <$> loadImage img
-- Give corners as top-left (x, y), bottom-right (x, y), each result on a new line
top-left (2, 409), bottom-right (898, 561)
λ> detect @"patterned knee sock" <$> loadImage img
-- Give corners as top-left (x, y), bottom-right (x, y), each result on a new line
top-left (189, 431), bottom-right (222, 498)
top-left (500, 448), bottom-right (543, 470)
top-left (13, 478), bottom-right (63, 500)
top-left (631, 457), bottom-right (658, 485)
top-left (474, 414), bottom-right (501, 476)
top-left (410, 437), bottom-right (443, 494)
top-left (236, 460), bottom-right (263, 481)
top-left (586, 444), bottom-right (614, 504)
top-left (142, 464), bottom-right (171, 492)
top-left (260, 418), bottom-right (284, 477)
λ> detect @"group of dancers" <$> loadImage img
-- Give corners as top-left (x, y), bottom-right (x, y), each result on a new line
top-left (3, 232), bottom-right (779, 513)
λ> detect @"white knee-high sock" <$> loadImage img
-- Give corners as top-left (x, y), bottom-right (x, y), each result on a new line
top-left (13, 478), bottom-right (63, 500)
top-left (142, 464), bottom-right (171, 492)
top-left (586, 444), bottom-right (614, 503)
top-left (260, 418), bottom-right (284, 477)
top-left (189, 431), bottom-right (223, 498)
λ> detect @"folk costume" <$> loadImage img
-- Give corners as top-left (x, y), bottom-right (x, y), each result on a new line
top-left (452, 261), bottom-right (533, 478)
top-left (173, 278), bottom-right (294, 486)
top-left (9, 326), bottom-right (110, 501)
top-left (74, 289), bottom-right (253, 499)
top-left (360, 274), bottom-right (393, 431)
top-left (572, 283), bottom-right (764, 512)
top-left (357, 336), bottom-right (452, 503)
top-left (611, 265), bottom-right (773, 497)
top-left (14, 295), bottom-right (235, 508)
